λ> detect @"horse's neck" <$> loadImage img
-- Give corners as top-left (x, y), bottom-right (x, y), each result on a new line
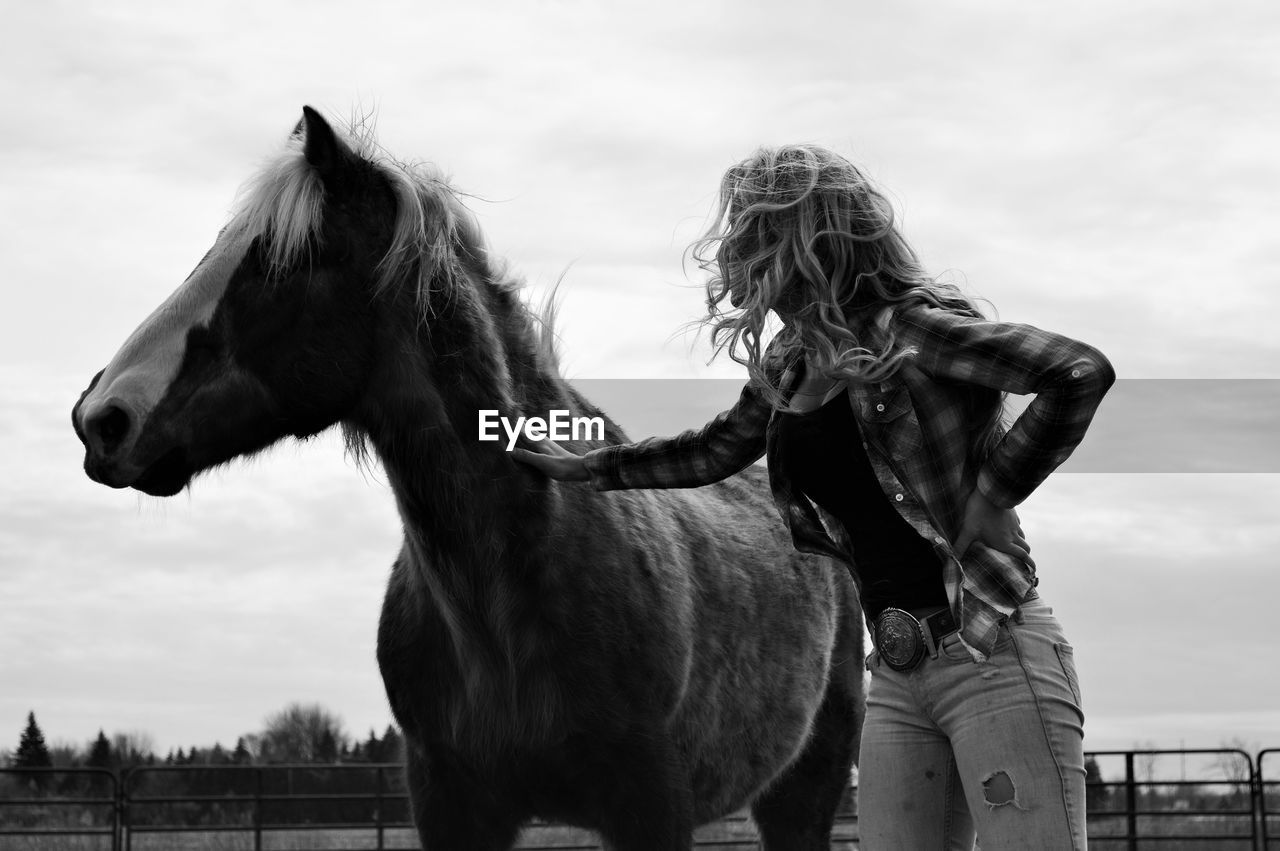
top-left (356, 293), bottom-right (563, 587)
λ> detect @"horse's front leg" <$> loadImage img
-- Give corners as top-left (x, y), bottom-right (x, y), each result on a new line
top-left (595, 730), bottom-right (695, 851)
top-left (405, 743), bottom-right (523, 851)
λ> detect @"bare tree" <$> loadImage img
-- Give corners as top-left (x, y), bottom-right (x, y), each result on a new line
top-left (260, 703), bottom-right (349, 763)
top-left (1215, 737), bottom-right (1257, 801)
top-left (1133, 740), bottom-right (1159, 786)
top-left (110, 730), bottom-right (156, 766)
top-left (240, 734), bottom-right (265, 762)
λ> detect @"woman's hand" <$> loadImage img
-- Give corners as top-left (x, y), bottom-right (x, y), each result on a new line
top-left (510, 439), bottom-right (591, 482)
top-left (953, 489), bottom-right (1035, 570)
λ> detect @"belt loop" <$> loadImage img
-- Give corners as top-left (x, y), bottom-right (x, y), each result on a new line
top-left (923, 619), bottom-right (940, 659)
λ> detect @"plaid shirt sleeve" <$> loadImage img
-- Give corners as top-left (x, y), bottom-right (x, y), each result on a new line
top-left (581, 378), bottom-right (772, 490)
top-left (896, 304), bottom-right (1116, 509)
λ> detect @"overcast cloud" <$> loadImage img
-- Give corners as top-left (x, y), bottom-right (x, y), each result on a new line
top-left (2, 1), bottom-right (1277, 755)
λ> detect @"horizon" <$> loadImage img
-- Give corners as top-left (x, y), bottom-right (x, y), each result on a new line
top-left (6, 704), bottom-right (1271, 777)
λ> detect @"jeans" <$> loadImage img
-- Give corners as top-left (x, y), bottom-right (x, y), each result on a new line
top-left (857, 596), bottom-right (1086, 850)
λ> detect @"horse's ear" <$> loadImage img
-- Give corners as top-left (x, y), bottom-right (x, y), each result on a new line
top-left (299, 105), bottom-right (350, 179)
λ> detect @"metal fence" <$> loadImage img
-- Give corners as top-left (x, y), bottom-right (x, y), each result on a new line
top-left (2, 748), bottom-right (1279, 850)
top-left (1086, 749), bottom-right (1260, 849)
top-left (1262, 749), bottom-right (1280, 849)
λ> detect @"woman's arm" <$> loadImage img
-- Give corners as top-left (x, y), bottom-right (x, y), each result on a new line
top-left (514, 378), bottom-right (772, 490)
top-left (896, 303), bottom-right (1116, 509)
top-left (581, 379), bottom-right (771, 490)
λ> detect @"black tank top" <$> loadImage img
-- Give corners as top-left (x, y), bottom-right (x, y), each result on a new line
top-left (777, 391), bottom-right (947, 618)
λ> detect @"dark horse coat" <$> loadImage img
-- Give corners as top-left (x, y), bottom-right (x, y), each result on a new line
top-left (73, 106), bottom-right (863, 850)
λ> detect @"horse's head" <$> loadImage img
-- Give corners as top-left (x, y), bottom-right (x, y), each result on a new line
top-left (73, 107), bottom-right (404, 496)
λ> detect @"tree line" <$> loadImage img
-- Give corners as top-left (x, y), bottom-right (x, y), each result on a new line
top-left (3, 703), bottom-right (403, 774)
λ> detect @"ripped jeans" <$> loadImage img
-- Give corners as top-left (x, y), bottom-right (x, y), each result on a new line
top-left (857, 596), bottom-right (1087, 850)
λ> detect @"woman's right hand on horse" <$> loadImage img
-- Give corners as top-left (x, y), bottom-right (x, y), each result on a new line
top-left (511, 439), bottom-right (591, 482)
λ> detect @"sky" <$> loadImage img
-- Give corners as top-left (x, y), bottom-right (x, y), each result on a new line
top-left (1, 0), bottom-right (1278, 763)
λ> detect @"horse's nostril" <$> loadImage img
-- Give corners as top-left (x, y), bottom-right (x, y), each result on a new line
top-left (88, 405), bottom-right (132, 456)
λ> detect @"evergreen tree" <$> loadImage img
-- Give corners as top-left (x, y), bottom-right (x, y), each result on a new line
top-left (318, 728), bottom-right (338, 763)
top-left (381, 725), bottom-right (403, 763)
top-left (14, 712), bottom-right (52, 769)
top-left (86, 730), bottom-right (112, 769)
top-left (12, 712), bottom-right (53, 791)
top-left (232, 737), bottom-right (252, 765)
top-left (364, 729), bottom-right (381, 762)
top-left (1085, 756), bottom-right (1109, 810)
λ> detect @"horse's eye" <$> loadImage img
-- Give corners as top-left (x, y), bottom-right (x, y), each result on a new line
top-left (252, 234), bottom-right (314, 286)
top-left (248, 236), bottom-right (287, 279)
top-left (180, 326), bottom-right (221, 369)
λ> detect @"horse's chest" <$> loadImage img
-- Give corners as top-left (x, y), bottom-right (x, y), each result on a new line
top-left (377, 576), bottom-right (568, 753)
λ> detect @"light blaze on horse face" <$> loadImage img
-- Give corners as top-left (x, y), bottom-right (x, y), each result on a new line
top-left (72, 109), bottom-right (393, 496)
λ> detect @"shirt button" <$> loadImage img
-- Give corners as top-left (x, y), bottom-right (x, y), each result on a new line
top-left (894, 493), bottom-right (904, 502)
top-left (875, 403), bottom-right (886, 412)
top-left (1070, 369), bottom-right (1081, 378)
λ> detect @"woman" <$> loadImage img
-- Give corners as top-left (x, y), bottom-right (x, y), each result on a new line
top-left (513, 145), bottom-right (1113, 850)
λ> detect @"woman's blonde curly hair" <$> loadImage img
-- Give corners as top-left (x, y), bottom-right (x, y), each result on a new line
top-left (690, 143), bottom-right (1006, 463)
top-left (692, 145), bottom-right (985, 393)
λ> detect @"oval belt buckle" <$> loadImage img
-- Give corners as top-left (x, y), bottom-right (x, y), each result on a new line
top-left (876, 608), bottom-right (926, 672)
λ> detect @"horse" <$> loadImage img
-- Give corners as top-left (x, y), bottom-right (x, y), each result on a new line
top-left (71, 106), bottom-right (863, 850)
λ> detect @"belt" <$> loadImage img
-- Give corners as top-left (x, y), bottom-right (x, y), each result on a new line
top-left (871, 606), bottom-right (958, 672)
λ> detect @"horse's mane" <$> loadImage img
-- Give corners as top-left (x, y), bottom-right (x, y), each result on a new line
top-left (225, 115), bottom-right (563, 374)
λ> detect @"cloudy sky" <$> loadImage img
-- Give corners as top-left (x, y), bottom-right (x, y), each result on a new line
top-left (2, 1), bottom-right (1278, 761)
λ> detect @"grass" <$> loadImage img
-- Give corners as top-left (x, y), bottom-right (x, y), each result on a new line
top-left (0, 816), bottom-right (1266, 850)
top-left (0, 815), bottom-right (860, 850)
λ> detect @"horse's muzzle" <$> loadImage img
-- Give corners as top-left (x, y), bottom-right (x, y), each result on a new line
top-left (73, 373), bottom-right (163, 491)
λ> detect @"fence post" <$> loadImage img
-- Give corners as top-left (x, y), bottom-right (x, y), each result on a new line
top-left (1259, 750), bottom-right (1271, 851)
top-left (1124, 752), bottom-right (1138, 851)
top-left (112, 769), bottom-right (123, 851)
top-left (120, 768), bottom-right (131, 851)
top-left (1249, 752), bottom-right (1260, 851)
top-left (254, 766), bottom-right (263, 851)
top-left (376, 765), bottom-right (385, 851)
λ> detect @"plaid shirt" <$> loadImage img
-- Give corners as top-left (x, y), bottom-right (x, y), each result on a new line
top-left (583, 303), bottom-right (1115, 661)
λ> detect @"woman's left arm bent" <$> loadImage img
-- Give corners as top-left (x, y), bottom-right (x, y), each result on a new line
top-left (896, 302), bottom-right (1116, 511)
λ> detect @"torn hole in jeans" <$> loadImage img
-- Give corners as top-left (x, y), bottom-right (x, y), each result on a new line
top-left (982, 770), bottom-right (1026, 810)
